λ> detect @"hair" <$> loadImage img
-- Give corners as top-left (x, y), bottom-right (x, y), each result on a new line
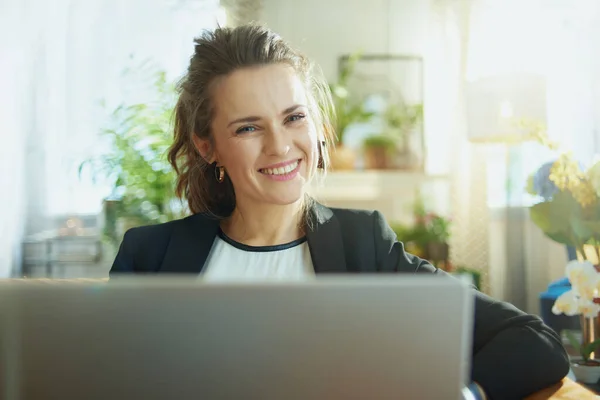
top-left (167, 23), bottom-right (336, 219)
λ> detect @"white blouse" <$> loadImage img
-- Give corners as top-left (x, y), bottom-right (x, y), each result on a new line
top-left (201, 230), bottom-right (315, 282)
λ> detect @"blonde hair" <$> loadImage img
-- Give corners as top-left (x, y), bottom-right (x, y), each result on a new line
top-left (167, 24), bottom-right (335, 218)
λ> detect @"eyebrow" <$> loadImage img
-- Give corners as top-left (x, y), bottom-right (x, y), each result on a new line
top-left (227, 104), bottom-right (307, 128)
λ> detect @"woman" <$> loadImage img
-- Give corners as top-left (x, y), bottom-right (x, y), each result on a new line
top-left (111, 24), bottom-right (569, 399)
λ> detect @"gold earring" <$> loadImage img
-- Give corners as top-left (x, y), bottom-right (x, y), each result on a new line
top-left (215, 165), bottom-right (225, 183)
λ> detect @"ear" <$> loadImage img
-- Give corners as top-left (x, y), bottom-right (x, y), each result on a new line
top-left (192, 135), bottom-right (217, 164)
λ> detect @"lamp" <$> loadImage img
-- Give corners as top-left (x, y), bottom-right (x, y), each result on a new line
top-left (466, 73), bottom-right (547, 144)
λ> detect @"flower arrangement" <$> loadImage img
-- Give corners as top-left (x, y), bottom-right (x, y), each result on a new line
top-left (553, 260), bottom-right (600, 369)
top-left (552, 261), bottom-right (600, 318)
top-left (526, 130), bottom-right (600, 261)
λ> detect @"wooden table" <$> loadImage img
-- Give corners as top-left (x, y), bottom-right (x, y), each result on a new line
top-left (526, 378), bottom-right (598, 399)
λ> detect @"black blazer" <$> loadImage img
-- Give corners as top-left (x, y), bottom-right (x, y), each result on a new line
top-left (111, 202), bottom-right (569, 399)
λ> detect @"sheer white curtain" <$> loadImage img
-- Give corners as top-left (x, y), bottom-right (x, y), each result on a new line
top-left (0, 0), bottom-right (222, 277)
top-left (427, 0), bottom-right (494, 292)
top-left (0, 1), bottom-right (32, 277)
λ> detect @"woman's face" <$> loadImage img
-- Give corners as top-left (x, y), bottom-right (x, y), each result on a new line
top-left (201, 64), bottom-right (318, 208)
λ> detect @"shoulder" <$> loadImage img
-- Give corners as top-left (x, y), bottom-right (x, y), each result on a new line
top-left (324, 205), bottom-right (427, 273)
top-left (327, 206), bottom-right (396, 255)
top-left (328, 207), bottom-right (392, 238)
top-left (111, 213), bottom-right (218, 274)
top-left (122, 216), bottom-right (184, 245)
top-left (328, 207), bottom-right (377, 221)
top-left (123, 213), bottom-right (214, 243)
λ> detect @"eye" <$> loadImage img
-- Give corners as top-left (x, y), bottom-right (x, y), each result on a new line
top-left (286, 113), bottom-right (306, 123)
top-left (235, 125), bottom-right (256, 134)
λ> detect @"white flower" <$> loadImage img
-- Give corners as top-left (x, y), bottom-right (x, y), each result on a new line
top-left (566, 260), bottom-right (599, 301)
top-left (552, 290), bottom-right (580, 316)
top-left (579, 300), bottom-right (600, 318)
top-left (553, 261), bottom-right (600, 317)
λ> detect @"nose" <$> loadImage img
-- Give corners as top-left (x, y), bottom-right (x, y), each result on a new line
top-left (264, 125), bottom-right (291, 157)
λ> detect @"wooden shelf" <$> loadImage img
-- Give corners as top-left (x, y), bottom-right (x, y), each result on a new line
top-left (308, 171), bottom-right (451, 224)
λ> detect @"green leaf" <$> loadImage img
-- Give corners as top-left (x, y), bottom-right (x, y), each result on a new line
top-left (565, 330), bottom-right (582, 354)
top-left (582, 338), bottom-right (600, 360)
top-left (529, 191), bottom-right (589, 247)
top-left (572, 218), bottom-right (597, 244)
top-left (582, 221), bottom-right (600, 239)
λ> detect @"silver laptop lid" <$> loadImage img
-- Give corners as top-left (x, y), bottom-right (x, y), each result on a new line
top-left (1, 276), bottom-right (473, 400)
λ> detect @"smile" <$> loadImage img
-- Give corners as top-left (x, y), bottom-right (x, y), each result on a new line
top-left (259, 159), bottom-right (300, 176)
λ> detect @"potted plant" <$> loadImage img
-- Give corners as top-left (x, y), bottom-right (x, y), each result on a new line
top-left (564, 329), bottom-right (600, 384)
top-left (391, 193), bottom-right (452, 270)
top-left (423, 213), bottom-right (451, 264)
top-left (553, 260), bottom-right (600, 383)
top-left (384, 103), bottom-right (423, 170)
top-left (80, 61), bottom-right (185, 244)
top-left (363, 134), bottom-right (397, 169)
top-left (329, 52), bottom-right (374, 170)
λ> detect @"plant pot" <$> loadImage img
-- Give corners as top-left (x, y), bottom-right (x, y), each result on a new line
top-left (571, 356), bottom-right (600, 384)
top-left (426, 242), bottom-right (450, 262)
top-left (330, 145), bottom-right (356, 170)
top-left (364, 146), bottom-right (394, 170)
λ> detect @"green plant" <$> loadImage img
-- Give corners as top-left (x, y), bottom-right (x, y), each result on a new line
top-left (80, 60), bottom-right (184, 241)
top-left (391, 194), bottom-right (452, 253)
top-left (565, 330), bottom-right (600, 365)
top-left (363, 134), bottom-right (397, 150)
top-left (385, 103), bottom-right (423, 133)
top-left (411, 192), bottom-right (451, 243)
top-left (329, 52), bottom-right (374, 144)
top-left (527, 135), bottom-right (600, 259)
top-left (454, 267), bottom-right (482, 291)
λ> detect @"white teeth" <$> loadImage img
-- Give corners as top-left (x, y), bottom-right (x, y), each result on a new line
top-left (261, 160), bottom-right (299, 175)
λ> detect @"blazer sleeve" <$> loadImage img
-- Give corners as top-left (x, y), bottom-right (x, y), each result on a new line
top-left (371, 211), bottom-right (570, 400)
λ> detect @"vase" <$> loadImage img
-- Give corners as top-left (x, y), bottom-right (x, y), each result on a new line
top-left (364, 146), bottom-right (393, 170)
top-left (571, 356), bottom-right (600, 384)
top-left (330, 145), bottom-right (356, 170)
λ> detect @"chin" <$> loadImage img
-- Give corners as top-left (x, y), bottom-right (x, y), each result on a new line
top-left (264, 185), bottom-right (306, 206)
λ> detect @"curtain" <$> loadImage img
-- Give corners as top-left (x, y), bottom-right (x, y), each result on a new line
top-left (427, 0), bottom-right (494, 293)
top-left (0, 1), bottom-right (32, 276)
top-left (0, 0), bottom-right (222, 276)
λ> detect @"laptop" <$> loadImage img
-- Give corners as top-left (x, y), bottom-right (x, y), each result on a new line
top-left (1, 276), bottom-right (473, 400)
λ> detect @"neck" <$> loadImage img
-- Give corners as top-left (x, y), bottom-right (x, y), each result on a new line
top-left (222, 198), bottom-right (305, 246)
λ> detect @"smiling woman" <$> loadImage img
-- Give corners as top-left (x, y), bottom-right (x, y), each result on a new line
top-left (194, 64), bottom-right (318, 217)
top-left (111, 24), bottom-right (571, 399)
top-left (168, 26), bottom-right (335, 235)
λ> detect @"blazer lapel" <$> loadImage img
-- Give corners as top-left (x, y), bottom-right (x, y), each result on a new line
top-left (307, 201), bottom-right (348, 274)
top-left (159, 213), bottom-right (219, 273)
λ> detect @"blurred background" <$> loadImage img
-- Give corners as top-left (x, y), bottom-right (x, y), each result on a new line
top-left (2, 0), bottom-right (600, 319)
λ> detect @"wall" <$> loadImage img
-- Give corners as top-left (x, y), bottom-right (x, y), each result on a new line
top-left (259, 0), bottom-right (451, 176)
top-left (260, 0), bottom-right (430, 82)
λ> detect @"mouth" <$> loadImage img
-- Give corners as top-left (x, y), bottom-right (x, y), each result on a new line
top-left (258, 159), bottom-right (301, 176)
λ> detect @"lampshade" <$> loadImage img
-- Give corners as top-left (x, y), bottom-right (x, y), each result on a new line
top-left (465, 73), bottom-right (547, 144)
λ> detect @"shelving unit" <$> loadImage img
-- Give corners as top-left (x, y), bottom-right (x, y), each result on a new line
top-left (308, 171), bottom-right (451, 224)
